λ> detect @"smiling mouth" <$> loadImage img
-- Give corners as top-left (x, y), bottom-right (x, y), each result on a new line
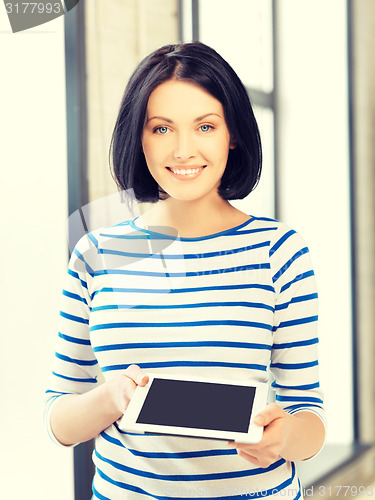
top-left (166, 166), bottom-right (206, 176)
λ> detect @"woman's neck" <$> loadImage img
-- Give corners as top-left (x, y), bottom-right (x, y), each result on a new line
top-left (140, 197), bottom-right (250, 238)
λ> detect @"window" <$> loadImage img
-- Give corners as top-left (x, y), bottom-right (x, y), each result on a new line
top-left (179, 0), bottom-right (362, 487)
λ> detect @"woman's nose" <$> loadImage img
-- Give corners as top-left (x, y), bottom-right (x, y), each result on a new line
top-left (173, 133), bottom-right (196, 160)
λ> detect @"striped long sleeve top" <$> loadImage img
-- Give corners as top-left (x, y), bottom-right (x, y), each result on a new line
top-left (45, 215), bottom-right (325, 500)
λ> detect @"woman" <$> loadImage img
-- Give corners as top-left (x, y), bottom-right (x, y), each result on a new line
top-left (46, 42), bottom-right (325, 499)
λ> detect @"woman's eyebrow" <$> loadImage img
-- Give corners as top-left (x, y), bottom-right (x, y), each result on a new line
top-left (194, 113), bottom-right (222, 122)
top-left (146, 116), bottom-right (173, 124)
top-left (146, 113), bottom-right (222, 124)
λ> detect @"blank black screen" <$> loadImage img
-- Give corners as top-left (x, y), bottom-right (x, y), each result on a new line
top-left (136, 378), bottom-right (255, 433)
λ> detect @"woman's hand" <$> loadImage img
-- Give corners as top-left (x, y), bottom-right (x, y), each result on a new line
top-left (49, 364), bottom-right (149, 446)
top-left (106, 364), bottom-right (149, 416)
top-left (227, 403), bottom-right (292, 468)
top-left (227, 404), bottom-right (325, 467)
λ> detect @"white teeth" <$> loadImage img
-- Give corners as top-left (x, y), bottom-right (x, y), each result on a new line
top-left (169, 167), bottom-right (204, 175)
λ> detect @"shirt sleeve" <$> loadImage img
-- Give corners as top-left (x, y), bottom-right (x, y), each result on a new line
top-left (269, 224), bottom-right (326, 437)
top-left (44, 233), bottom-right (100, 446)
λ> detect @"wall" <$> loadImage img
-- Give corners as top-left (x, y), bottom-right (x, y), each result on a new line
top-left (0, 10), bottom-right (73, 500)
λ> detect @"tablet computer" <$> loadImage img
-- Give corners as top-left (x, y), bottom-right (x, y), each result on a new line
top-left (119, 374), bottom-right (268, 443)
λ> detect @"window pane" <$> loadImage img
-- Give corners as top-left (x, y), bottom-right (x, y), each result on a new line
top-left (276, 0), bottom-right (353, 446)
top-left (199, 0), bottom-right (273, 92)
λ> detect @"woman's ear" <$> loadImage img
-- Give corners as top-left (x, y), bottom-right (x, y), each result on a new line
top-left (229, 137), bottom-right (237, 149)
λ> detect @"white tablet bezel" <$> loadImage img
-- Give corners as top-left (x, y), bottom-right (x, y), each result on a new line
top-left (119, 373), bottom-right (268, 443)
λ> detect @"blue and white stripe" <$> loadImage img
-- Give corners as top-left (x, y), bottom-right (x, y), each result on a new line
top-left (46, 215), bottom-right (324, 499)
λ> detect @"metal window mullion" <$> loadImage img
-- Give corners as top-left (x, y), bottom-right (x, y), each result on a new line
top-left (64, 2), bottom-right (93, 499)
top-left (247, 88), bottom-right (274, 110)
top-left (271, 0), bottom-right (280, 220)
top-left (177, 0), bottom-right (183, 41)
top-left (192, 0), bottom-right (199, 41)
top-left (347, 0), bottom-right (359, 444)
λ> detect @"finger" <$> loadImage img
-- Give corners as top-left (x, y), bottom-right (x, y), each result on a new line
top-left (124, 364), bottom-right (149, 386)
top-left (227, 441), bottom-right (260, 454)
top-left (137, 372), bottom-right (149, 386)
top-left (236, 449), bottom-right (261, 466)
top-left (254, 403), bottom-right (282, 427)
top-left (227, 442), bottom-right (256, 455)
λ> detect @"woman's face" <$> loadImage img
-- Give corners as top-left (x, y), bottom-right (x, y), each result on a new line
top-left (141, 79), bottom-right (235, 203)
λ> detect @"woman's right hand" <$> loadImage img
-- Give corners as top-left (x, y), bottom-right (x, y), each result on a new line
top-left (106, 364), bottom-right (149, 416)
top-left (50, 364), bottom-right (150, 446)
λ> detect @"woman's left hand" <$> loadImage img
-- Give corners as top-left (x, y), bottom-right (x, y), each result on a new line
top-left (227, 403), bottom-right (293, 468)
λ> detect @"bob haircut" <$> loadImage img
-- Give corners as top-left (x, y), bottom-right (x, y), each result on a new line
top-left (110, 42), bottom-right (262, 203)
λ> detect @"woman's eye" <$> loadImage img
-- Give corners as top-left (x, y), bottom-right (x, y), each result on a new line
top-left (154, 126), bottom-right (168, 134)
top-left (199, 124), bottom-right (212, 132)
